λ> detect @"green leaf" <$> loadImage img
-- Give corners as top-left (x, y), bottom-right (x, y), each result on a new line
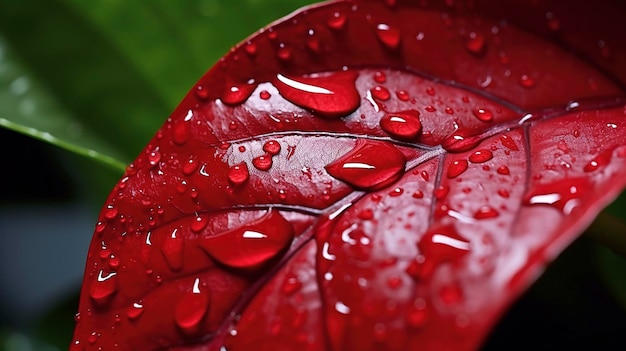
top-left (0, 36), bottom-right (127, 173)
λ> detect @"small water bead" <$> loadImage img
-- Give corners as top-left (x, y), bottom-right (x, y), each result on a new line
top-left (519, 74), bottom-right (535, 88)
top-left (469, 149), bottom-right (493, 163)
top-left (409, 225), bottom-right (470, 280)
top-left (325, 139), bottom-right (406, 191)
top-left (379, 110), bottom-right (422, 141)
top-left (277, 44), bottom-right (292, 62)
top-left (439, 283), bottom-right (464, 305)
top-left (500, 135), bottom-right (519, 151)
top-left (174, 278), bottom-right (211, 335)
top-left (412, 190), bottom-right (424, 199)
top-left (183, 157), bottom-right (199, 175)
top-left (358, 209), bottom-right (374, 220)
top-left (252, 154), bottom-right (273, 171)
top-left (374, 71), bottom-right (387, 83)
top-left (161, 228), bottom-right (184, 271)
top-left (244, 42), bottom-right (257, 57)
top-left (176, 180), bottom-right (188, 194)
top-left (420, 171), bottom-right (429, 181)
top-left (405, 298), bottom-right (429, 328)
top-left (444, 107), bottom-right (454, 114)
top-left (496, 165), bottom-right (510, 175)
top-left (447, 159), bottom-right (469, 179)
top-left (195, 85), bottom-right (210, 100)
top-left (375, 23), bottom-right (401, 49)
top-left (199, 210), bottom-right (294, 270)
top-left (396, 90), bottom-right (410, 101)
top-left (127, 302), bottom-right (144, 321)
top-left (191, 214), bottom-right (209, 233)
top-left (472, 108), bottom-right (493, 122)
top-left (108, 255), bottom-right (120, 269)
top-left (104, 204), bottom-right (118, 220)
top-left (95, 221), bottom-right (106, 234)
top-left (465, 32), bottom-right (486, 55)
top-left (498, 189), bottom-right (510, 198)
top-left (228, 162), bottom-right (250, 185)
top-left (433, 185), bottom-right (450, 199)
top-left (327, 12), bottom-right (347, 31)
top-left (259, 90), bottom-right (271, 100)
top-left (389, 187), bottom-right (404, 197)
top-left (88, 332), bottom-right (99, 344)
top-left (263, 140), bottom-right (281, 155)
top-left (371, 86), bottom-right (390, 101)
top-left (173, 121), bottom-right (190, 145)
top-left (473, 206), bottom-right (500, 219)
top-left (424, 105), bottom-right (436, 112)
top-left (273, 71), bottom-right (360, 118)
top-left (281, 273), bottom-right (302, 296)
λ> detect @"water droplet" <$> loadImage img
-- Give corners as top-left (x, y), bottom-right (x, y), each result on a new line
top-left (173, 121), bottom-right (190, 145)
top-left (200, 210), bottom-right (294, 270)
top-left (406, 298), bottom-right (429, 328)
top-left (183, 157), bottom-right (198, 175)
top-left (127, 302), bottom-right (144, 321)
top-left (412, 190), bottom-right (424, 199)
top-left (174, 278), bottom-right (210, 335)
top-left (583, 149), bottom-right (613, 172)
top-left (425, 87), bottom-right (436, 96)
top-left (252, 154), bottom-right (273, 171)
top-left (244, 42), bottom-right (257, 56)
top-left (263, 140), bottom-right (281, 155)
top-left (273, 71), bottom-right (360, 118)
top-left (442, 131), bottom-right (483, 153)
top-left (445, 107), bottom-right (454, 114)
top-left (277, 44), bottom-right (292, 61)
top-left (374, 71), bottom-right (387, 83)
top-left (195, 85), bottom-right (210, 100)
top-left (281, 273), bottom-right (302, 296)
top-left (108, 255), bottom-right (120, 269)
top-left (161, 228), bottom-right (184, 271)
top-left (371, 86), bottom-right (390, 101)
top-left (498, 189), bottom-right (510, 198)
top-left (472, 108), bottom-right (493, 122)
top-left (358, 209), bottom-right (374, 220)
top-left (259, 90), bottom-right (271, 100)
top-left (191, 214), bottom-right (209, 233)
top-left (473, 206), bottom-right (499, 219)
top-left (95, 221), bottom-right (106, 234)
top-left (396, 90), bottom-right (410, 101)
top-left (389, 187), bottom-right (404, 197)
top-left (380, 110), bottom-right (422, 141)
top-left (325, 140), bottom-right (406, 190)
top-left (433, 185), bottom-right (450, 199)
top-left (465, 32), bottom-right (486, 55)
top-left (148, 150), bottom-right (161, 166)
top-left (327, 12), bottom-right (347, 31)
top-left (447, 159), bottom-right (469, 179)
top-left (104, 204), bottom-right (118, 220)
top-left (90, 270), bottom-right (118, 305)
top-left (519, 74), bottom-right (535, 88)
top-left (424, 105), bottom-right (436, 112)
top-left (222, 81), bottom-right (257, 105)
top-left (500, 135), bottom-right (519, 151)
top-left (523, 178), bottom-right (590, 215)
top-left (375, 23), bottom-right (401, 49)
top-left (228, 162), bottom-right (250, 185)
top-left (469, 149), bottom-right (493, 163)
top-left (407, 225), bottom-right (470, 280)
top-left (496, 165), bottom-right (510, 175)
top-left (439, 283), bottom-right (464, 305)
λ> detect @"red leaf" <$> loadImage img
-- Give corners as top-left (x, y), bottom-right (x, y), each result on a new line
top-left (71, 1), bottom-right (626, 350)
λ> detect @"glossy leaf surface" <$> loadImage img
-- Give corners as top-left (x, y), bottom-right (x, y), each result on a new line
top-left (72, 0), bottom-right (626, 350)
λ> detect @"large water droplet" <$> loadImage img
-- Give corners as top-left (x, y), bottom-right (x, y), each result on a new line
top-left (441, 130), bottom-right (483, 153)
top-left (325, 139), bottom-right (406, 190)
top-left (379, 110), bottom-right (422, 141)
top-left (174, 278), bottom-right (211, 335)
top-left (161, 228), bottom-right (184, 271)
top-left (523, 178), bottom-right (590, 215)
top-left (191, 214), bottom-right (209, 233)
top-left (447, 159), bottom-right (469, 179)
top-left (469, 149), bottom-right (493, 163)
top-left (273, 71), bottom-right (360, 118)
top-left (406, 225), bottom-right (470, 280)
top-left (263, 140), bottom-right (281, 155)
top-left (90, 270), bottom-right (118, 305)
top-left (228, 162), bottom-right (250, 185)
top-left (375, 23), bottom-right (401, 49)
top-left (127, 302), bottom-right (144, 321)
top-left (371, 86), bottom-right (390, 101)
top-left (199, 210), bottom-right (294, 270)
top-left (252, 154), bottom-right (273, 171)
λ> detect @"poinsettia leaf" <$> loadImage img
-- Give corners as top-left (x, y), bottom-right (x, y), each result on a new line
top-left (72, 0), bottom-right (626, 350)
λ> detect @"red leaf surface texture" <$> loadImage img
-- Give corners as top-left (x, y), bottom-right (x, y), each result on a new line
top-left (72, 1), bottom-right (626, 350)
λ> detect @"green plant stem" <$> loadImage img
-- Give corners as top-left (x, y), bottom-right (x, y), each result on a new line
top-left (585, 211), bottom-right (626, 258)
